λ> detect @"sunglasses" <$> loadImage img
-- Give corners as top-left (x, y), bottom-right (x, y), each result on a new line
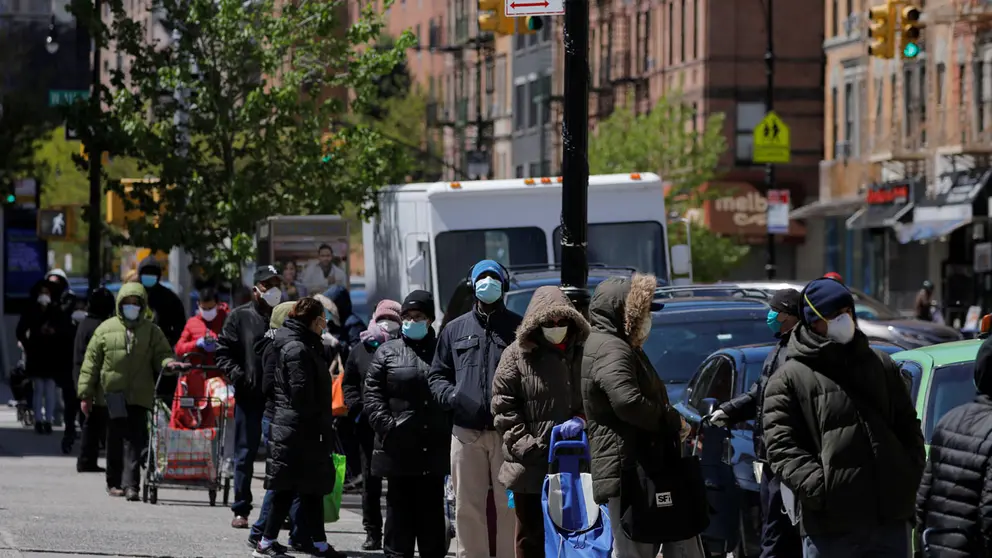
top-left (540, 319), bottom-right (569, 328)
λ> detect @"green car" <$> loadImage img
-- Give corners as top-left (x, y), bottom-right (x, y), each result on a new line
top-left (892, 339), bottom-right (985, 452)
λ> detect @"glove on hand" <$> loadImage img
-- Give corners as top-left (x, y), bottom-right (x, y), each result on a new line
top-left (679, 416), bottom-right (692, 442)
top-left (704, 409), bottom-right (730, 428)
top-left (559, 417), bottom-right (586, 439)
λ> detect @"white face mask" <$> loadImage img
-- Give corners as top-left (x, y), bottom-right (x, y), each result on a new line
top-left (72, 310), bottom-right (87, 323)
top-left (200, 307), bottom-right (218, 322)
top-left (638, 315), bottom-right (652, 339)
top-left (258, 287), bottom-right (282, 307)
top-left (37, 294), bottom-right (51, 306)
top-left (826, 313), bottom-right (856, 344)
top-left (542, 326), bottom-right (568, 344)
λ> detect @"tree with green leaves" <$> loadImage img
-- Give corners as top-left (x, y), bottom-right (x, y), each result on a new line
top-left (588, 92), bottom-right (750, 282)
top-left (66, 0), bottom-right (415, 274)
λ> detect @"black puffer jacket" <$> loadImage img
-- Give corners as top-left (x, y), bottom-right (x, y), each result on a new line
top-left (342, 340), bottom-right (378, 418)
top-left (264, 318), bottom-right (336, 495)
top-left (581, 274), bottom-right (682, 505)
top-left (762, 326), bottom-right (925, 537)
top-left (916, 337), bottom-right (992, 557)
top-left (365, 330), bottom-right (450, 478)
top-left (491, 286), bottom-right (590, 494)
top-left (17, 280), bottom-right (74, 381)
top-left (719, 330), bottom-right (791, 461)
top-left (216, 300), bottom-right (272, 408)
top-left (428, 303), bottom-right (522, 431)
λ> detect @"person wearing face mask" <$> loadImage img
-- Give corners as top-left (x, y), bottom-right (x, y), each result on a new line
top-left (705, 288), bottom-right (803, 558)
top-left (17, 278), bottom-right (74, 435)
top-left (341, 299), bottom-right (402, 551)
top-left (490, 285), bottom-right (591, 558)
top-left (136, 256), bottom-right (187, 347)
top-left (581, 274), bottom-right (704, 558)
top-left (74, 287), bottom-right (117, 473)
top-left (762, 278), bottom-right (925, 558)
top-left (175, 288), bottom-right (229, 374)
top-left (252, 297), bottom-right (345, 558)
top-left (427, 259), bottom-right (523, 558)
top-left (217, 265), bottom-right (284, 529)
top-left (365, 290), bottom-right (450, 558)
top-left (77, 283), bottom-right (187, 500)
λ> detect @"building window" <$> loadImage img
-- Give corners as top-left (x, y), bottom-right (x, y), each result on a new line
top-left (539, 75), bottom-right (551, 125)
top-left (873, 77), bottom-right (883, 144)
top-left (529, 162), bottom-right (540, 177)
top-left (831, 0), bottom-right (838, 37)
top-left (844, 81), bottom-right (854, 147)
top-left (831, 86), bottom-right (839, 158)
top-left (515, 30), bottom-right (525, 50)
top-left (936, 63), bottom-right (946, 106)
top-left (415, 24), bottom-right (421, 47)
top-left (515, 165), bottom-right (524, 178)
top-left (514, 83), bottom-right (526, 130)
top-left (976, 58), bottom-right (989, 133)
top-left (735, 101), bottom-right (766, 163)
top-left (904, 67), bottom-right (915, 138)
top-left (528, 80), bottom-right (539, 128)
top-left (692, 0), bottom-right (698, 59)
top-left (679, 0), bottom-right (686, 62)
top-left (668, 2), bottom-right (674, 65)
top-left (691, 102), bottom-right (698, 132)
top-left (496, 57), bottom-right (506, 117)
top-left (643, 11), bottom-right (652, 70)
top-left (920, 65), bottom-right (927, 144)
top-left (541, 20), bottom-right (551, 42)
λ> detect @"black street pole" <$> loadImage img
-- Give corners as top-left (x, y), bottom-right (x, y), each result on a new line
top-left (87, 0), bottom-right (103, 292)
top-left (560, 1), bottom-right (590, 313)
top-left (763, 0), bottom-right (776, 280)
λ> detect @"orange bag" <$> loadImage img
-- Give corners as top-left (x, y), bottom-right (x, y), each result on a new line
top-left (330, 354), bottom-right (348, 417)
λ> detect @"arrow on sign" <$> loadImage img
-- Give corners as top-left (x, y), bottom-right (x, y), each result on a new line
top-left (510, 1), bottom-right (549, 7)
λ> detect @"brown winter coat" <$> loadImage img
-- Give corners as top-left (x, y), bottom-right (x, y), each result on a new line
top-left (581, 274), bottom-right (682, 504)
top-left (491, 286), bottom-right (591, 494)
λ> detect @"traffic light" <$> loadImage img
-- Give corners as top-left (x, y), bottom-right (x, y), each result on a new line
top-left (901, 5), bottom-right (923, 59)
top-left (321, 133), bottom-right (344, 163)
top-left (478, 0), bottom-right (515, 35)
top-left (4, 193), bottom-right (14, 204)
top-left (867, 3), bottom-right (895, 59)
top-left (519, 16), bottom-right (543, 34)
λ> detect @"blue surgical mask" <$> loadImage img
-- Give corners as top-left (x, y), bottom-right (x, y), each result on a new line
top-left (475, 277), bottom-right (503, 304)
top-left (766, 310), bottom-right (782, 334)
top-left (402, 320), bottom-right (429, 341)
top-left (140, 274), bottom-right (158, 288)
top-left (122, 304), bottom-right (142, 321)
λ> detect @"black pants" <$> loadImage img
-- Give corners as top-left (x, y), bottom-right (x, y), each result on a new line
top-left (357, 420), bottom-right (383, 537)
top-left (759, 471), bottom-right (803, 558)
top-left (78, 406), bottom-right (108, 469)
top-left (263, 490), bottom-right (326, 543)
top-left (384, 475), bottom-right (447, 558)
top-left (105, 405), bottom-right (148, 490)
top-left (60, 379), bottom-right (80, 437)
top-left (334, 417), bottom-right (362, 481)
top-left (513, 492), bottom-right (544, 558)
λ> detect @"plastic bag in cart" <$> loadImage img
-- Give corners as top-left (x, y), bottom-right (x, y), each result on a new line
top-left (207, 377), bottom-right (235, 419)
top-left (156, 419), bottom-right (218, 481)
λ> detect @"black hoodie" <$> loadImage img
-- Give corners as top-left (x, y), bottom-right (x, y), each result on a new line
top-left (16, 279), bottom-right (74, 381)
top-left (73, 288), bottom-right (116, 385)
top-left (916, 337), bottom-right (992, 557)
top-left (137, 256), bottom-right (187, 347)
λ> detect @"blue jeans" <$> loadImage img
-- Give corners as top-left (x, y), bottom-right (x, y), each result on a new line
top-left (803, 522), bottom-right (912, 558)
top-left (32, 378), bottom-right (57, 424)
top-left (250, 417), bottom-right (306, 543)
top-left (232, 399), bottom-right (263, 517)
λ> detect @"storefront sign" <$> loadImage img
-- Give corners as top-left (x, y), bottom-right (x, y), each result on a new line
top-left (713, 190), bottom-right (768, 228)
top-left (866, 182), bottom-right (911, 205)
top-left (706, 183), bottom-right (804, 241)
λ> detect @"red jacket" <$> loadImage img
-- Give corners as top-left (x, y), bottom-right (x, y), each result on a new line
top-left (175, 309), bottom-right (228, 371)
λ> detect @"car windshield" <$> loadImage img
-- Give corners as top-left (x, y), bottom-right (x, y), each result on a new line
top-left (925, 362), bottom-right (977, 442)
top-left (643, 319), bottom-right (771, 384)
top-left (852, 293), bottom-right (902, 320)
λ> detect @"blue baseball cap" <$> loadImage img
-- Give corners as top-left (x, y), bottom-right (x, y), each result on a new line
top-left (471, 259), bottom-right (505, 283)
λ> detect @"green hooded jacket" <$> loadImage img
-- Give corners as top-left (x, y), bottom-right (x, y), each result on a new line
top-left (77, 282), bottom-right (176, 410)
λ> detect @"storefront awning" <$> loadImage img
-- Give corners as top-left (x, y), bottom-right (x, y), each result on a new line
top-left (846, 202), bottom-right (914, 230)
top-left (895, 218), bottom-right (973, 244)
top-left (913, 168), bottom-right (992, 223)
top-left (790, 196), bottom-right (863, 219)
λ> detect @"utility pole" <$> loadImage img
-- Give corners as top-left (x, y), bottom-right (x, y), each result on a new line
top-left (763, 0), bottom-right (776, 280)
top-left (475, 37), bottom-right (483, 172)
top-left (87, 0), bottom-right (103, 292)
top-left (559, 1), bottom-right (589, 312)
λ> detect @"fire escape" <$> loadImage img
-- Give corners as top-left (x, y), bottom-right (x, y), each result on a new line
top-left (591, 0), bottom-right (650, 121)
top-left (422, 0), bottom-right (496, 180)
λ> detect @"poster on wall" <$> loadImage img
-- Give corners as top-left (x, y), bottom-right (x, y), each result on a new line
top-left (5, 227), bottom-right (47, 300)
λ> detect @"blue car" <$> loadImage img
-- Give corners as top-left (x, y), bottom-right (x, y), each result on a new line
top-left (673, 341), bottom-right (906, 557)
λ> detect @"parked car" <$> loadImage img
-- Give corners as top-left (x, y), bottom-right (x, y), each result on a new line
top-left (672, 281), bottom-right (963, 349)
top-left (643, 297), bottom-right (772, 401)
top-left (673, 341), bottom-right (905, 557)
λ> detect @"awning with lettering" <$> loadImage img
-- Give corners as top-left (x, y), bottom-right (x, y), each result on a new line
top-left (846, 179), bottom-right (917, 230)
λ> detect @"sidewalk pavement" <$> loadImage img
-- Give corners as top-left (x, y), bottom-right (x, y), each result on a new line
top-left (0, 400), bottom-right (406, 558)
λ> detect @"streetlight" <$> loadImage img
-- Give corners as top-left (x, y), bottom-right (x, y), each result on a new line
top-left (45, 16), bottom-right (60, 54)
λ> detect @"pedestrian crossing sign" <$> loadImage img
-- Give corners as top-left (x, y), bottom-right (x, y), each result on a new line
top-left (752, 111), bottom-right (791, 164)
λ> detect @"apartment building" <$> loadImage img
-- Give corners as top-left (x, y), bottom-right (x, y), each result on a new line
top-left (808, 0), bottom-right (992, 316)
top-left (543, 0), bottom-right (825, 278)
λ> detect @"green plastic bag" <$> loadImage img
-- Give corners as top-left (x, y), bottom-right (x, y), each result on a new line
top-left (322, 454), bottom-right (347, 523)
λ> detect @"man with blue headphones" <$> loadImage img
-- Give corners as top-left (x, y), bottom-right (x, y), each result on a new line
top-left (427, 259), bottom-right (523, 558)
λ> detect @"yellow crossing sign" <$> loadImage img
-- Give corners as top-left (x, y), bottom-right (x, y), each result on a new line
top-left (752, 111), bottom-right (791, 164)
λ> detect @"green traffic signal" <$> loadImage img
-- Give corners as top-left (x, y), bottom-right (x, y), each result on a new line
top-left (4, 194), bottom-right (14, 203)
top-left (903, 42), bottom-right (920, 58)
top-left (526, 16), bottom-right (543, 31)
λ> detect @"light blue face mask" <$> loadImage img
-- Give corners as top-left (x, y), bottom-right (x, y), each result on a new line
top-left (140, 274), bottom-right (158, 288)
top-left (475, 277), bottom-right (503, 304)
top-left (122, 304), bottom-right (142, 321)
top-left (766, 310), bottom-right (782, 334)
top-left (402, 320), bottom-right (429, 340)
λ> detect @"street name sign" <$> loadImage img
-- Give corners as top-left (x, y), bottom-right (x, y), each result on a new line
top-left (752, 111), bottom-right (791, 165)
top-left (48, 89), bottom-right (90, 107)
top-left (506, 0), bottom-right (563, 17)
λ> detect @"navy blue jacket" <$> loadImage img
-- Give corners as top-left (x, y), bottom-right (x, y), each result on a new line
top-left (427, 305), bottom-right (522, 431)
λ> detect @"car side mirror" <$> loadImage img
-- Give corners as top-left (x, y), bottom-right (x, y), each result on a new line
top-left (699, 397), bottom-right (720, 417)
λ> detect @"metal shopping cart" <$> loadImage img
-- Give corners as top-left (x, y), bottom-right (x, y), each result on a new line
top-left (142, 353), bottom-right (234, 506)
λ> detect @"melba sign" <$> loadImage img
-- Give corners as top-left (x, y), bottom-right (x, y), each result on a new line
top-left (714, 191), bottom-right (768, 227)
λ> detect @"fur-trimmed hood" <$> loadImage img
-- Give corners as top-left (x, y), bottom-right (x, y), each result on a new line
top-left (516, 286), bottom-right (590, 352)
top-left (588, 273), bottom-right (656, 348)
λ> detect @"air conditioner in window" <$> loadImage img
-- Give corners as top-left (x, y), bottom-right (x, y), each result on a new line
top-left (835, 140), bottom-right (852, 160)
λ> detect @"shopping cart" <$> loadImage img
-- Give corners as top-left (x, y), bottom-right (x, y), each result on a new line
top-left (142, 353), bottom-right (234, 506)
